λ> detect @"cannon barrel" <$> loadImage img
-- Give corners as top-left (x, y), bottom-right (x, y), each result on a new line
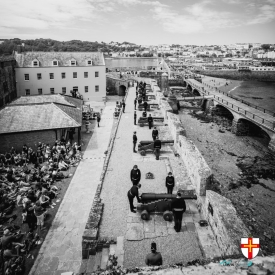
top-left (140, 192), bottom-right (197, 203)
top-left (139, 140), bottom-right (174, 146)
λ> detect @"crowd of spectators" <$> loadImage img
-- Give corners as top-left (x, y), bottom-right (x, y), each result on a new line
top-left (0, 139), bottom-right (82, 275)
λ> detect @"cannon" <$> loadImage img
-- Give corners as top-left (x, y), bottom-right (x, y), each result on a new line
top-left (138, 103), bottom-right (159, 111)
top-left (137, 191), bottom-right (197, 221)
top-left (137, 116), bottom-right (164, 126)
top-left (138, 140), bottom-right (174, 156)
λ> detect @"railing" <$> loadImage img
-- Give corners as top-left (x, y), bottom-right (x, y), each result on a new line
top-left (202, 82), bottom-right (275, 117)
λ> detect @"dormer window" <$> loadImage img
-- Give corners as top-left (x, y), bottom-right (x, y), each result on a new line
top-left (70, 59), bottom-right (76, 66)
top-left (52, 60), bottom-right (58, 66)
top-left (32, 59), bottom-right (39, 67)
top-left (86, 59), bottom-right (92, 66)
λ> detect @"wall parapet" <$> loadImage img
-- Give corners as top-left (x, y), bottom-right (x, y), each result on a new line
top-left (199, 191), bottom-right (249, 255)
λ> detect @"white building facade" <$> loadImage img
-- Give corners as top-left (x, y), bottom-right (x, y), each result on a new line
top-left (14, 51), bottom-right (106, 102)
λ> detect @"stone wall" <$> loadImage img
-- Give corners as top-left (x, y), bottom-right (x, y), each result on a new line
top-left (164, 102), bottom-right (249, 257)
top-left (199, 191), bottom-right (249, 256)
top-left (231, 119), bottom-right (249, 136)
top-left (168, 79), bottom-right (184, 87)
top-left (0, 58), bottom-right (17, 108)
top-left (198, 70), bottom-right (275, 81)
top-left (106, 76), bottom-right (129, 96)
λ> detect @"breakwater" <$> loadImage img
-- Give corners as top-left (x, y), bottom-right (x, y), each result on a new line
top-left (198, 70), bottom-right (275, 82)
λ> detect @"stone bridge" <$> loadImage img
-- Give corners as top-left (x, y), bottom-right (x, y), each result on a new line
top-left (180, 78), bottom-right (275, 152)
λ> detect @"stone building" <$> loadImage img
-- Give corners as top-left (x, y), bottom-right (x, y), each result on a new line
top-left (0, 55), bottom-right (17, 109)
top-left (0, 94), bottom-right (82, 153)
top-left (14, 51), bottom-right (106, 102)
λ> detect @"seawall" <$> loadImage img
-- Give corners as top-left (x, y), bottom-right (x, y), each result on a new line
top-left (198, 70), bottom-right (275, 81)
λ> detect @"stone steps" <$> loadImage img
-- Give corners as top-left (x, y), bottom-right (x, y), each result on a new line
top-left (83, 236), bottom-right (124, 273)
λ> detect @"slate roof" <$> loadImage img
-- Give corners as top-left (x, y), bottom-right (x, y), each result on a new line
top-left (14, 51), bottom-right (105, 67)
top-left (0, 103), bottom-right (81, 134)
top-left (10, 94), bottom-right (82, 109)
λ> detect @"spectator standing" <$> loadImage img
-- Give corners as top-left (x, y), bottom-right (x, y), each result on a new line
top-left (145, 242), bottom-right (163, 266)
top-left (127, 183), bottom-right (141, 213)
top-left (122, 101), bottom-right (126, 113)
top-left (134, 98), bottom-right (137, 110)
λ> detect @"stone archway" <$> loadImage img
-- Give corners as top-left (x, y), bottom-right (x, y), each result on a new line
top-left (118, 85), bottom-right (126, 96)
top-left (193, 89), bottom-right (201, 96)
top-left (233, 118), bottom-right (271, 146)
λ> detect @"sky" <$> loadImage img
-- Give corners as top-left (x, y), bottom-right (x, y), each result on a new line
top-left (0, 0), bottom-right (275, 45)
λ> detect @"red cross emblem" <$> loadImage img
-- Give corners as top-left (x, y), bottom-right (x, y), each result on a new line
top-left (240, 237), bottom-right (260, 259)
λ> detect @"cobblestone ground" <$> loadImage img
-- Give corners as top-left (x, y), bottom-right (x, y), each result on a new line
top-left (29, 103), bottom-right (115, 275)
top-left (99, 84), bottom-right (203, 267)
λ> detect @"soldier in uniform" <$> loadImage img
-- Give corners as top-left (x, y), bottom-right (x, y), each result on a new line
top-left (145, 242), bottom-right (163, 266)
top-left (134, 98), bottom-right (137, 110)
top-left (143, 101), bottom-right (148, 112)
top-left (147, 114), bottom-right (153, 129)
top-left (166, 172), bottom-right (175, 194)
top-left (133, 131), bottom-right (137, 153)
top-left (134, 111), bottom-right (137, 125)
top-left (154, 136), bottom-right (161, 160)
top-left (171, 191), bottom-right (186, 232)
top-left (152, 127), bottom-right (158, 141)
top-left (127, 183), bottom-right (141, 213)
top-left (130, 164), bottom-right (141, 185)
top-left (122, 101), bottom-right (126, 113)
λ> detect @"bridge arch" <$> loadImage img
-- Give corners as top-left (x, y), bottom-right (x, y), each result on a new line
top-left (234, 118), bottom-right (271, 146)
top-left (193, 89), bottom-right (201, 96)
top-left (187, 84), bottom-right (192, 92)
top-left (214, 104), bottom-right (235, 120)
top-left (183, 80), bottom-right (187, 87)
top-left (118, 85), bottom-right (126, 96)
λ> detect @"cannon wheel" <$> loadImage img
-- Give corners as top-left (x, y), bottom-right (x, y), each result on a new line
top-left (141, 210), bottom-right (149, 220)
top-left (163, 210), bottom-right (173, 221)
top-left (140, 150), bottom-right (146, 156)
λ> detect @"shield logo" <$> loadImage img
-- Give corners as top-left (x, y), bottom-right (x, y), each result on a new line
top-left (240, 237), bottom-right (260, 259)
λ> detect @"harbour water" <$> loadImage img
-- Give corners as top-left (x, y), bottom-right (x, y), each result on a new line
top-left (230, 81), bottom-right (275, 113)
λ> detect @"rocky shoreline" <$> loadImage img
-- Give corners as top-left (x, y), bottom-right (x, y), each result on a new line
top-left (178, 106), bottom-right (275, 255)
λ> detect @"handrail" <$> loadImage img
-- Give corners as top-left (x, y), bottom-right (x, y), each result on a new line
top-left (182, 78), bottom-right (275, 131)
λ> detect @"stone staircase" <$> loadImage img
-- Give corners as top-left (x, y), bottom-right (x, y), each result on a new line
top-left (80, 236), bottom-right (124, 274)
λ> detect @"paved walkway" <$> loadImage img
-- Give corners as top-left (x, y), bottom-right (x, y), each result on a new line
top-left (99, 84), bottom-right (204, 268)
top-left (29, 103), bottom-right (115, 275)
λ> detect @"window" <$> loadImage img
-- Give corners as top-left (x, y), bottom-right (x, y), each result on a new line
top-left (50, 73), bottom-right (54, 79)
top-left (62, 87), bottom-right (66, 94)
top-left (85, 86), bottom-right (88, 93)
top-left (95, 71), bottom-right (99, 77)
top-left (37, 73), bottom-right (42, 80)
top-left (53, 60), bottom-right (58, 66)
top-left (70, 60), bottom-right (76, 66)
top-left (87, 60), bottom-right (92, 65)
top-left (61, 72), bottom-right (66, 79)
top-left (84, 72), bottom-right (88, 78)
top-left (33, 60), bottom-right (39, 67)
top-left (24, 74), bottom-right (29, 81)
top-left (73, 72), bottom-right (77, 78)
top-left (95, 85), bottom-right (99, 92)
top-left (25, 89), bottom-right (30, 95)
top-left (38, 88), bottom-right (42, 95)
top-left (50, 88), bottom-right (54, 94)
